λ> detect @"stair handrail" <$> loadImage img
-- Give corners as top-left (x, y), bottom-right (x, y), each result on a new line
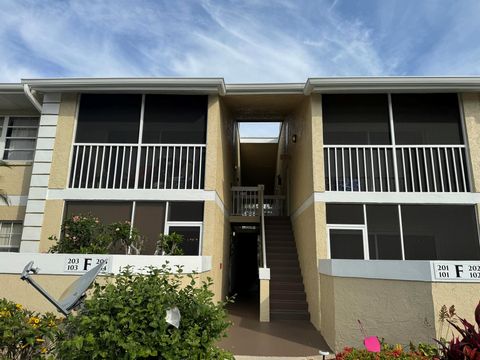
top-left (258, 184), bottom-right (267, 268)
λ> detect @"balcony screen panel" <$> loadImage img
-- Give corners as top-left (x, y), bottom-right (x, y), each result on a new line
top-left (323, 94), bottom-right (391, 145)
top-left (143, 95), bottom-right (207, 144)
top-left (326, 204), bottom-right (364, 224)
top-left (168, 201), bottom-right (204, 221)
top-left (392, 93), bottom-right (463, 145)
top-left (66, 201), bottom-right (132, 226)
top-left (75, 94), bottom-right (141, 143)
top-left (366, 205), bottom-right (402, 260)
top-left (402, 205), bottom-right (480, 260)
top-left (134, 202), bottom-right (166, 255)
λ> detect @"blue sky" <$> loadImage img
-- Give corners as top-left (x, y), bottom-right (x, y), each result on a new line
top-left (1, 0), bottom-right (480, 83)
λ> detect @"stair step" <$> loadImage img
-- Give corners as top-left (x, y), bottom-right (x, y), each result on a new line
top-left (271, 300), bottom-right (309, 311)
top-left (270, 310), bottom-right (310, 321)
top-left (270, 281), bottom-right (305, 291)
top-left (270, 292), bottom-right (306, 301)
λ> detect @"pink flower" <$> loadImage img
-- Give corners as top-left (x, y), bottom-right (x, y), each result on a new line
top-left (72, 216), bottom-right (80, 223)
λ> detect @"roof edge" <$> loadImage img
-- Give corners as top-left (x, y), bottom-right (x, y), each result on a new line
top-left (21, 77), bottom-right (227, 95)
top-left (304, 76), bottom-right (480, 94)
top-left (0, 83), bottom-right (25, 94)
top-left (226, 83), bottom-right (304, 95)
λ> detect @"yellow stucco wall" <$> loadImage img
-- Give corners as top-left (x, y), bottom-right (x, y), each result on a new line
top-left (319, 274), bottom-right (335, 348)
top-left (0, 165), bottom-right (32, 196)
top-left (0, 205), bottom-right (26, 220)
top-left (39, 200), bottom-right (64, 252)
top-left (431, 282), bottom-right (480, 339)
top-left (202, 95), bottom-right (233, 302)
top-left (49, 93), bottom-right (78, 189)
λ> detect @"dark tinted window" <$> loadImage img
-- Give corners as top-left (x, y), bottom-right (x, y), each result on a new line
top-left (392, 94), bottom-right (463, 144)
top-left (323, 94), bottom-right (391, 145)
top-left (329, 229), bottom-right (364, 259)
top-left (402, 205), bottom-right (480, 260)
top-left (168, 201), bottom-right (204, 221)
top-left (326, 204), bottom-right (364, 224)
top-left (367, 205), bottom-right (402, 260)
top-left (76, 94), bottom-right (141, 143)
top-left (143, 95), bottom-right (207, 144)
top-left (168, 226), bottom-right (201, 255)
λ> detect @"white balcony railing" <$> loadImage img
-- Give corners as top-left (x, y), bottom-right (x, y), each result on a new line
top-left (324, 145), bottom-right (469, 193)
top-left (69, 143), bottom-right (206, 189)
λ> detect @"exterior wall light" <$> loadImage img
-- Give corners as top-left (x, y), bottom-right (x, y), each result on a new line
top-left (292, 134), bottom-right (297, 143)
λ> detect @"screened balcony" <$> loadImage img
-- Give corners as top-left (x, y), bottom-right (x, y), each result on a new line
top-left (323, 93), bottom-right (470, 193)
top-left (68, 93), bottom-right (207, 190)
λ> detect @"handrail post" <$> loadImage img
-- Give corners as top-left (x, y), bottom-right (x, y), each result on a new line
top-left (258, 184), bottom-right (267, 268)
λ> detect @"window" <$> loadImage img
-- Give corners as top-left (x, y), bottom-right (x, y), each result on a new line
top-left (326, 203), bottom-right (480, 260)
top-left (0, 222), bottom-right (22, 252)
top-left (0, 117), bottom-right (39, 160)
top-left (165, 201), bottom-right (204, 255)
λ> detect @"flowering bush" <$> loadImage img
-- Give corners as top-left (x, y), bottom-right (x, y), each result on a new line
top-left (156, 232), bottom-right (184, 255)
top-left (49, 214), bottom-right (109, 254)
top-left (0, 298), bottom-right (61, 359)
top-left (336, 343), bottom-right (438, 360)
top-left (55, 265), bottom-right (234, 359)
top-left (49, 215), bottom-right (142, 255)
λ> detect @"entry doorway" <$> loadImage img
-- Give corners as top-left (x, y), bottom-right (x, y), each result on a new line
top-left (229, 230), bottom-right (259, 302)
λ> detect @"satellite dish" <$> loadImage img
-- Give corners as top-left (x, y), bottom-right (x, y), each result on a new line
top-left (20, 260), bottom-right (105, 316)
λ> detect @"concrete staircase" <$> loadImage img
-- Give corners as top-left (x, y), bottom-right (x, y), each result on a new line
top-left (265, 216), bottom-right (310, 321)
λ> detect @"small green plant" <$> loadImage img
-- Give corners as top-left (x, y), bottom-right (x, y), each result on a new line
top-left (156, 232), bottom-right (184, 255)
top-left (0, 298), bottom-right (61, 359)
top-left (55, 265), bottom-right (234, 359)
top-left (49, 214), bottom-right (109, 254)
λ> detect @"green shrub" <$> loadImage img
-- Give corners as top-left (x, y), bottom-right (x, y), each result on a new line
top-left (0, 298), bottom-right (61, 359)
top-left (156, 233), bottom-right (184, 255)
top-left (106, 221), bottom-right (142, 255)
top-left (335, 343), bottom-right (439, 360)
top-left (55, 265), bottom-right (234, 359)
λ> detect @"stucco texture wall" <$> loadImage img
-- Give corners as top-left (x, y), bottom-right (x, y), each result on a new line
top-left (48, 93), bottom-right (78, 189)
top-left (322, 275), bottom-right (436, 351)
top-left (39, 200), bottom-right (64, 252)
top-left (0, 165), bottom-right (32, 197)
top-left (202, 95), bottom-right (233, 302)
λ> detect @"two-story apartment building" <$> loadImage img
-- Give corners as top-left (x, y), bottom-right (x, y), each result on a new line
top-left (1, 77), bottom-right (480, 352)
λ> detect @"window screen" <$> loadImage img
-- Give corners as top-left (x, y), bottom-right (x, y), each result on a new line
top-left (392, 93), bottom-right (463, 145)
top-left (329, 229), bottom-right (364, 259)
top-left (66, 201), bottom-right (132, 225)
top-left (323, 94), bottom-right (391, 145)
top-left (143, 95), bottom-right (207, 144)
top-left (402, 205), bottom-right (480, 260)
top-left (134, 202), bottom-right (166, 255)
top-left (168, 202), bottom-right (204, 221)
top-left (366, 205), bottom-right (402, 260)
top-left (75, 94), bottom-right (141, 143)
top-left (168, 226), bottom-right (201, 255)
top-left (326, 204), bottom-right (364, 224)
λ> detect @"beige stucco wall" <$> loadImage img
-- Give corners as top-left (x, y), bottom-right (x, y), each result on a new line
top-left (0, 164), bottom-right (32, 196)
top-left (49, 93), bottom-right (78, 189)
top-left (320, 274), bottom-right (335, 347)
top-left (39, 200), bottom-right (64, 252)
top-left (322, 275), bottom-right (436, 351)
top-left (461, 92), bottom-right (480, 192)
top-left (0, 205), bottom-right (26, 220)
top-left (431, 282), bottom-right (480, 339)
top-left (202, 95), bottom-right (234, 302)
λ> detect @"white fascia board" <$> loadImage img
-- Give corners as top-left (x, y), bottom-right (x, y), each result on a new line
top-left (225, 83), bottom-right (304, 95)
top-left (304, 76), bottom-right (480, 94)
top-left (240, 137), bottom-right (278, 144)
top-left (22, 78), bottom-right (227, 95)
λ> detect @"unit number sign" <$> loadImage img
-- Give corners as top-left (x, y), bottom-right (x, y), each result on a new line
top-left (433, 262), bottom-right (480, 281)
top-left (64, 255), bottom-right (112, 274)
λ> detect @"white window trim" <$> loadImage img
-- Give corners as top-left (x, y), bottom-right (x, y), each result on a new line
top-left (0, 115), bottom-right (39, 162)
top-left (326, 224), bottom-right (369, 260)
top-left (165, 221), bottom-right (203, 256)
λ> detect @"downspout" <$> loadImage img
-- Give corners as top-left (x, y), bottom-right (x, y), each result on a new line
top-left (23, 84), bottom-right (42, 112)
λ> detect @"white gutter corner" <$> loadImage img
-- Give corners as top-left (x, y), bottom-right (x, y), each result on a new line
top-left (23, 84), bottom-right (43, 113)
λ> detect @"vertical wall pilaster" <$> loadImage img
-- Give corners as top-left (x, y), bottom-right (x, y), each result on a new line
top-left (19, 93), bottom-right (61, 253)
